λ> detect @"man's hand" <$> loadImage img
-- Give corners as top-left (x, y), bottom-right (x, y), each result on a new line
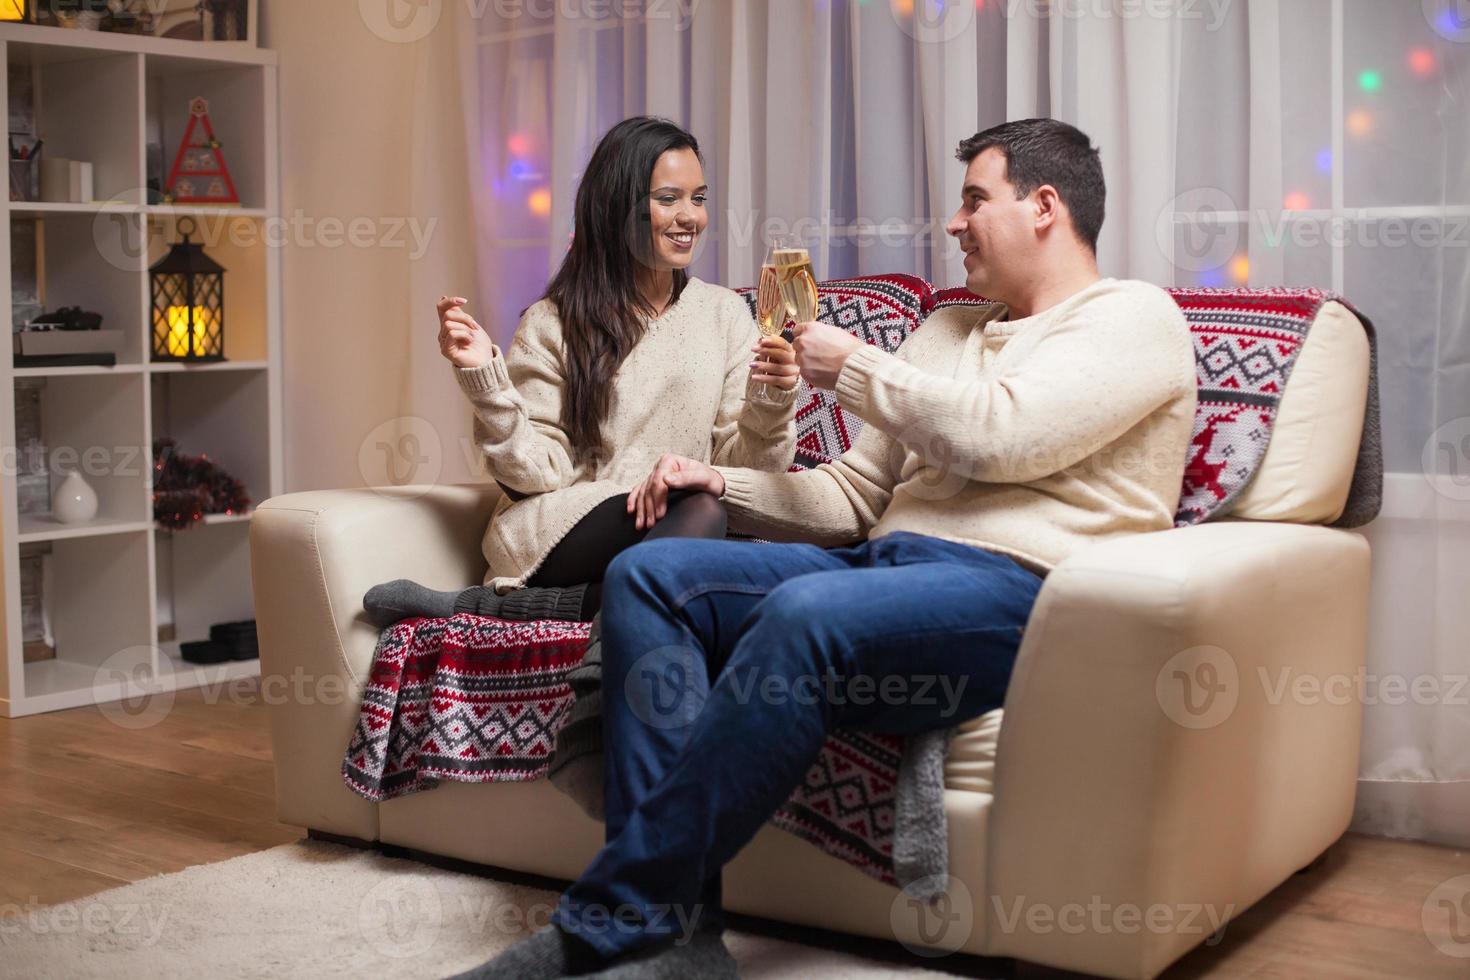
top-left (627, 454), bottom-right (726, 530)
top-left (792, 321), bottom-right (864, 390)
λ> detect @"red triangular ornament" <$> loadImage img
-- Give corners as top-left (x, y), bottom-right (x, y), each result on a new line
top-left (165, 97), bottom-right (240, 206)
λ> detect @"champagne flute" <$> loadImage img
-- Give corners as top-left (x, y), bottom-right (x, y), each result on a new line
top-left (771, 236), bottom-right (820, 328)
top-left (754, 259), bottom-right (783, 398)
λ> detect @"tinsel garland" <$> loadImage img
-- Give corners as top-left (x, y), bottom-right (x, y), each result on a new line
top-left (153, 437), bottom-right (251, 530)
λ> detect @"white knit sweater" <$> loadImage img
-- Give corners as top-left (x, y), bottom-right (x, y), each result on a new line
top-left (456, 277), bottom-right (799, 590)
top-left (714, 278), bottom-right (1199, 575)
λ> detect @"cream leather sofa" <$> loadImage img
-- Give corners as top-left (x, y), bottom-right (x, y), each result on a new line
top-left (251, 301), bottom-right (1373, 979)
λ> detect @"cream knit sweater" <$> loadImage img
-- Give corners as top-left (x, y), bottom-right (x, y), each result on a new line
top-left (714, 278), bottom-right (1198, 575)
top-left (456, 277), bottom-right (798, 590)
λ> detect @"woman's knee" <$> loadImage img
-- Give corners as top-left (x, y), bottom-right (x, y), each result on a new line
top-left (660, 490), bottom-right (728, 540)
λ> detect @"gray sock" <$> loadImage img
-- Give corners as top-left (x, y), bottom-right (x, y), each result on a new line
top-left (593, 930), bottom-right (738, 980)
top-left (444, 923), bottom-right (604, 980)
top-left (454, 583), bottom-right (590, 622)
top-left (362, 579), bottom-right (458, 626)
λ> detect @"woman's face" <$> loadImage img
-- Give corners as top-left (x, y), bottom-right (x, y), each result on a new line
top-left (645, 147), bottom-right (708, 272)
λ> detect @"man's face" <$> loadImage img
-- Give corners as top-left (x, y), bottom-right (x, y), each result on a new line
top-left (945, 148), bottom-right (1036, 300)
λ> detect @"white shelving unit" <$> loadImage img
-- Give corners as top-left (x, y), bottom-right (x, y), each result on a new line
top-left (0, 23), bottom-right (282, 717)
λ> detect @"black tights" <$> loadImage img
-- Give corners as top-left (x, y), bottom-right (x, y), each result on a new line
top-left (517, 489), bottom-right (729, 618)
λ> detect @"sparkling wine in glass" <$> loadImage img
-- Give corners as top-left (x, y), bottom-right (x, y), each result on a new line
top-left (753, 261), bottom-right (782, 398)
top-left (772, 241), bottom-right (819, 326)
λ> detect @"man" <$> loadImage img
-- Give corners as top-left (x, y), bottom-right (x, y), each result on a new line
top-left (454, 118), bottom-right (1199, 980)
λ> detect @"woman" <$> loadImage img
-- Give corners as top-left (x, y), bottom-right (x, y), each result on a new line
top-left (365, 117), bottom-right (800, 626)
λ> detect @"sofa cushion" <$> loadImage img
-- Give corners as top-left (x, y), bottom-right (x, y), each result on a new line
top-left (1217, 300), bottom-right (1369, 523)
top-left (945, 708), bottom-right (1003, 794)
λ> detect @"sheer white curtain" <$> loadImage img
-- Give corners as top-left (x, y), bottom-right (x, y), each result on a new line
top-left (431, 0), bottom-right (1470, 847)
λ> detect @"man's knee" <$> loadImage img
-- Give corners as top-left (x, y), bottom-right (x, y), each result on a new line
top-left (604, 538), bottom-right (707, 603)
top-left (750, 578), bottom-right (846, 670)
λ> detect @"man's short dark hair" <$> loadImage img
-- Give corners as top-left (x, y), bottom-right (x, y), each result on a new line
top-left (956, 119), bottom-right (1106, 253)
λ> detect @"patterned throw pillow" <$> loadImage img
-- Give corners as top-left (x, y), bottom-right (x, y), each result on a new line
top-left (736, 274), bottom-right (933, 470)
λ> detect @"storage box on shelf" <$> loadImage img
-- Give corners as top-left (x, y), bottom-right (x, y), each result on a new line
top-left (0, 23), bottom-right (281, 717)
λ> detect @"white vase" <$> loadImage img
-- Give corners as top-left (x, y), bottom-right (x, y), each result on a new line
top-left (52, 470), bottom-right (99, 524)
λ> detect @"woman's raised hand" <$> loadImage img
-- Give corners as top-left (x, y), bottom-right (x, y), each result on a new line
top-left (437, 295), bottom-right (495, 370)
top-left (750, 335), bottom-right (799, 391)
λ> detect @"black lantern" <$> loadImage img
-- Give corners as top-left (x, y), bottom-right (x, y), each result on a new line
top-left (150, 217), bottom-right (225, 362)
top-left (0, 1), bottom-right (29, 24)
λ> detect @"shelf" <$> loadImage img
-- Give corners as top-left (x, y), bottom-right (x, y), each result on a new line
top-left (7, 202), bottom-right (270, 219)
top-left (148, 359), bottom-right (268, 373)
top-left (0, 23), bottom-right (279, 719)
top-left (17, 515), bottom-right (152, 544)
top-left (155, 641), bottom-right (260, 693)
top-left (153, 511), bottom-right (253, 534)
top-left (12, 364), bottom-right (146, 378)
top-left (0, 22), bottom-right (276, 67)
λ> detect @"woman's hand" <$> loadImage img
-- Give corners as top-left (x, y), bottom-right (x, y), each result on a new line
top-left (627, 453), bottom-right (726, 530)
top-left (437, 295), bottom-right (495, 370)
top-left (750, 335), bottom-right (800, 391)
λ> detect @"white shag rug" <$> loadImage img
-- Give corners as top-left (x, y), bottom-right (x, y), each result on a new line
top-left (0, 839), bottom-right (987, 979)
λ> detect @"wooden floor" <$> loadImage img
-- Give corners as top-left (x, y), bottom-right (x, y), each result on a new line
top-left (1, 680), bottom-right (1466, 978)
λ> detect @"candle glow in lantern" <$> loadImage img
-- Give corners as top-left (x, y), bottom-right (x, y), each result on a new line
top-left (150, 218), bottom-right (226, 362)
top-left (0, 1), bottom-right (29, 23)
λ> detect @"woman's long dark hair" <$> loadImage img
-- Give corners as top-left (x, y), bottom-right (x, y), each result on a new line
top-left (544, 116), bottom-right (703, 467)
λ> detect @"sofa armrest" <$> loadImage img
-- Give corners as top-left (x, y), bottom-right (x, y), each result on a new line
top-left (250, 482), bottom-right (500, 837)
top-left (984, 521), bottom-right (1370, 979)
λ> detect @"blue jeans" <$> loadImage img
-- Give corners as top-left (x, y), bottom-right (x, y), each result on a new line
top-left (550, 531), bottom-right (1043, 959)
